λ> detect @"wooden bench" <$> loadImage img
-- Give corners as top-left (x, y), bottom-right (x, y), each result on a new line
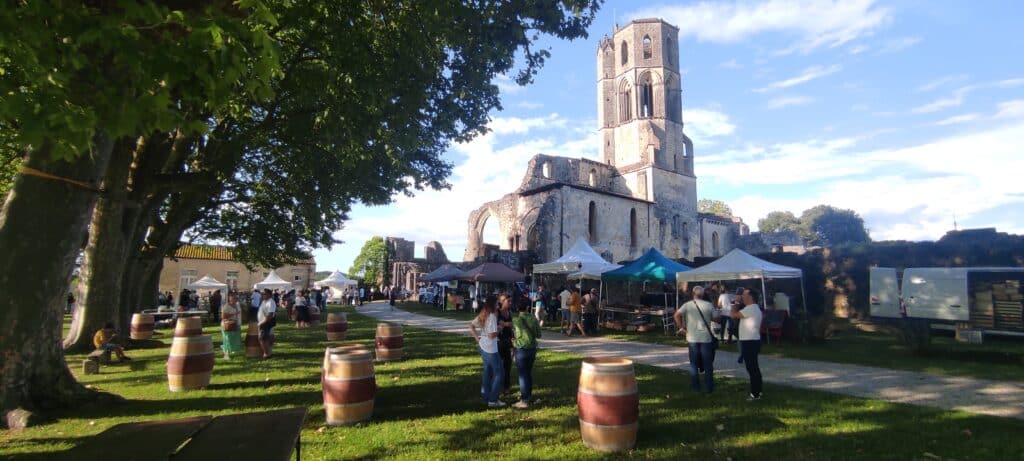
top-left (60, 407), bottom-right (307, 461)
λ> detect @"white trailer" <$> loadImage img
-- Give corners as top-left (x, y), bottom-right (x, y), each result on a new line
top-left (870, 267), bottom-right (1024, 340)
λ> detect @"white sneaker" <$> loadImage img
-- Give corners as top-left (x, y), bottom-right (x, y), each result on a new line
top-left (512, 400), bottom-right (529, 409)
top-left (748, 393), bottom-right (762, 401)
top-left (487, 400), bottom-right (506, 408)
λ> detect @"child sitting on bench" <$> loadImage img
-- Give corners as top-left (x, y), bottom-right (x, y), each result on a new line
top-left (93, 322), bottom-right (131, 362)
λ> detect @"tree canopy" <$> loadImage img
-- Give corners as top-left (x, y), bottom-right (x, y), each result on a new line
top-left (349, 237), bottom-right (389, 285)
top-left (800, 205), bottom-right (871, 246)
top-left (758, 211), bottom-right (801, 234)
top-left (697, 199), bottom-right (733, 216)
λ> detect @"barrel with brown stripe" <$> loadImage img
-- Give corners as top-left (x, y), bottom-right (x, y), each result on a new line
top-left (374, 323), bottom-right (403, 362)
top-left (166, 334), bottom-right (214, 391)
top-left (577, 357), bottom-right (639, 452)
top-left (323, 346), bottom-right (376, 426)
top-left (244, 321), bottom-right (262, 358)
top-left (325, 312), bottom-right (348, 341)
top-left (130, 313), bottom-right (155, 340)
top-left (174, 316), bottom-right (204, 337)
top-left (310, 306), bottom-right (321, 327)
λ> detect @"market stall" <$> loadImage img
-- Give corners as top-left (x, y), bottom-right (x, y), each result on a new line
top-left (420, 264), bottom-right (465, 309)
top-left (455, 262), bottom-right (526, 310)
top-left (314, 270), bottom-right (357, 302)
top-left (600, 248), bottom-right (691, 333)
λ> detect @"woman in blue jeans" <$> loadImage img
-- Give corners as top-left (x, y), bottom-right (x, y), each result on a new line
top-left (469, 296), bottom-right (504, 407)
top-left (511, 298), bottom-right (542, 408)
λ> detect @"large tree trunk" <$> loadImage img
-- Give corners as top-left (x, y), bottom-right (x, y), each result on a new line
top-left (0, 135), bottom-right (115, 429)
top-left (63, 139), bottom-right (137, 351)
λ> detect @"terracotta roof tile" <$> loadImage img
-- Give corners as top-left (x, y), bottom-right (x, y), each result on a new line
top-left (173, 244), bottom-right (315, 265)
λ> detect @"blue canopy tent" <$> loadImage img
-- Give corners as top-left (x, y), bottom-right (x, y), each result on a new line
top-left (600, 248), bottom-right (692, 332)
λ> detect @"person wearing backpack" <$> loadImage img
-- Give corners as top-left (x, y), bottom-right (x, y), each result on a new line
top-left (674, 285), bottom-right (718, 393)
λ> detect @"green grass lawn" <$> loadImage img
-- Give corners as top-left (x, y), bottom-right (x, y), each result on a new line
top-left (2, 304), bottom-right (1023, 460)
top-left (397, 300), bottom-right (476, 321)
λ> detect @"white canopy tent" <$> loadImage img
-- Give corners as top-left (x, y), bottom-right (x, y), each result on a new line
top-left (254, 270), bottom-right (294, 291)
top-left (534, 238), bottom-right (621, 276)
top-left (675, 248), bottom-right (806, 317)
top-left (315, 270), bottom-right (358, 302)
top-left (187, 275), bottom-right (229, 308)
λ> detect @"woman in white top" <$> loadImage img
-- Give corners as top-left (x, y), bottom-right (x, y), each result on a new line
top-left (469, 295), bottom-right (505, 407)
top-left (729, 288), bottom-right (763, 400)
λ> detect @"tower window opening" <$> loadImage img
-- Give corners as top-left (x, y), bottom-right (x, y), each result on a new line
top-left (629, 209), bottom-right (638, 248)
top-left (588, 201), bottom-right (598, 243)
top-left (620, 41), bottom-right (628, 65)
top-left (642, 35), bottom-right (652, 59)
top-left (588, 169), bottom-right (597, 187)
top-left (639, 73), bottom-right (653, 118)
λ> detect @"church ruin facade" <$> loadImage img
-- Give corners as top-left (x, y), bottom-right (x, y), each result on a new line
top-left (465, 19), bottom-right (746, 264)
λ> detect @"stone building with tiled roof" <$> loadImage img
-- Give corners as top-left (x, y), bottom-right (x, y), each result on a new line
top-left (158, 244), bottom-right (316, 295)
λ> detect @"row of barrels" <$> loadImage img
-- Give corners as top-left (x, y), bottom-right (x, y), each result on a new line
top-left (156, 313), bottom-right (634, 451)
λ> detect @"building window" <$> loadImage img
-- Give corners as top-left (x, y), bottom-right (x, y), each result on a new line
top-left (665, 38), bottom-right (674, 65)
top-left (630, 209), bottom-right (638, 248)
top-left (179, 269), bottom-right (197, 292)
top-left (619, 80), bottom-right (632, 123)
top-left (620, 40), bottom-right (628, 65)
top-left (712, 231), bottom-right (720, 257)
top-left (588, 201), bottom-right (597, 243)
top-left (588, 169), bottom-right (597, 187)
top-left (542, 161), bottom-right (552, 178)
top-left (638, 73), bottom-right (653, 118)
top-left (642, 35), bottom-right (652, 59)
top-left (226, 271), bottom-right (239, 290)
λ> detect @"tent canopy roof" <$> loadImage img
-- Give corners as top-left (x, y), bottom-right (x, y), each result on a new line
top-left (315, 270), bottom-right (357, 288)
top-left (255, 270), bottom-right (294, 290)
top-left (187, 275), bottom-right (228, 290)
top-left (601, 248), bottom-right (691, 283)
top-left (456, 262), bottom-right (525, 283)
top-left (420, 264), bottom-right (464, 282)
top-left (675, 248), bottom-right (802, 283)
top-left (534, 238), bottom-right (621, 277)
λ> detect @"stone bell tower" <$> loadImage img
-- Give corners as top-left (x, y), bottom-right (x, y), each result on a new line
top-left (596, 18), bottom-right (698, 258)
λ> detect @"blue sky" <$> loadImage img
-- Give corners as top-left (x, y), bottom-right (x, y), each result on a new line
top-left (314, 0), bottom-right (1024, 274)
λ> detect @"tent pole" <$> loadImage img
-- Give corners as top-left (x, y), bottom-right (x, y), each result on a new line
top-left (799, 273), bottom-right (808, 341)
top-left (760, 276), bottom-right (768, 309)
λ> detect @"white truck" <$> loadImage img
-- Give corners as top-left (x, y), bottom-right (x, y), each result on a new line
top-left (870, 267), bottom-right (1024, 340)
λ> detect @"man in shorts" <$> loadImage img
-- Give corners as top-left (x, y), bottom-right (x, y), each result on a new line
top-left (257, 288), bottom-right (278, 359)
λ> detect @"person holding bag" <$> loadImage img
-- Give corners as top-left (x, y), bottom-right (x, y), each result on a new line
top-left (674, 285), bottom-right (718, 393)
top-left (220, 292), bottom-right (244, 359)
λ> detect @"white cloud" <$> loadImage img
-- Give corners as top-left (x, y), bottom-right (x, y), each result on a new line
top-left (683, 108), bottom-right (737, 145)
top-left (720, 58), bottom-right (743, 69)
top-left (911, 85), bottom-right (975, 113)
top-left (488, 113), bottom-right (569, 135)
top-left (932, 113), bottom-right (982, 126)
top-left (916, 74), bottom-right (969, 93)
top-left (754, 64), bottom-right (842, 92)
top-left (994, 78), bottom-right (1024, 88)
top-left (766, 95), bottom-right (814, 109)
top-left (493, 74), bottom-right (524, 95)
top-left (994, 100), bottom-right (1024, 119)
top-left (631, 0), bottom-right (891, 53)
top-left (704, 121), bottom-right (1024, 241)
top-left (847, 44), bottom-right (870, 54)
top-left (516, 101), bottom-right (544, 110)
top-left (875, 36), bottom-right (921, 54)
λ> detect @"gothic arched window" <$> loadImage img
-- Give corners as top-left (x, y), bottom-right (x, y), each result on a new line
top-left (620, 40), bottom-right (628, 65)
top-left (588, 169), bottom-right (597, 187)
top-left (619, 80), bottom-right (632, 123)
top-left (712, 231), bottom-right (720, 257)
top-left (588, 201), bottom-right (597, 243)
top-left (642, 35), bottom-right (652, 59)
top-left (638, 73), bottom-right (653, 118)
top-left (542, 161), bottom-right (552, 178)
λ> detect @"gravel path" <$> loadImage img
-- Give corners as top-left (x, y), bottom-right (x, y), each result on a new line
top-left (358, 302), bottom-right (1024, 420)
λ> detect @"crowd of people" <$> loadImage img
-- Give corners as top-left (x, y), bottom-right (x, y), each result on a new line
top-left (469, 293), bottom-right (542, 408)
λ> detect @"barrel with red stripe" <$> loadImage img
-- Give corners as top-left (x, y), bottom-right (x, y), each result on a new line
top-left (325, 312), bottom-right (348, 341)
top-left (577, 357), bottom-right (639, 452)
top-left (166, 334), bottom-right (214, 391)
top-left (374, 323), bottom-right (403, 361)
top-left (323, 346), bottom-right (376, 425)
top-left (130, 313), bottom-right (154, 340)
top-left (174, 316), bottom-right (204, 337)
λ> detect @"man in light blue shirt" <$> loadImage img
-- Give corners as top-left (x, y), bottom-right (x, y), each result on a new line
top-left (249, 290), bottom-right (262, 321)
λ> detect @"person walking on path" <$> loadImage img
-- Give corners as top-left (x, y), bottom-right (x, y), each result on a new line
top-left (730, 288), bottom-right (764, 400)
top-left (557, 286), bottom-right (571, 330)
top-left (389, 284), bottom-right (398, 311)
top-left (512, 298), bottom-right (542, 409)
top-left (220, 293), bottom-right (244, 359)
top-left (257, 288), bottom-right (278, 359)
top-left (497, 294), bottom-right (515, 395)
top-left (675, 285), bottom-right (717, 393)
top-left (565, 288), bottom-right (586, 337)
top-left (469, 295), bottom-right (505, 407)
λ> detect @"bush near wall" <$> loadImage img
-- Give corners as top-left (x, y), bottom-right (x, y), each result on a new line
top-left (757, 230), bottom-right (1024, 323)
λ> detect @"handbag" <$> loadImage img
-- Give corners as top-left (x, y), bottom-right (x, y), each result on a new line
top-left (692, 301), bottom-right (720, 350)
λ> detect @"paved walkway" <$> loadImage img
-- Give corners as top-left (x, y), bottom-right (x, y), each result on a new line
top-left (356, 302), bottom-right (1024, 420)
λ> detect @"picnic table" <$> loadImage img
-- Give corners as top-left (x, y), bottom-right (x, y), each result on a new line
top-left (59, 407), bottom-right (307, 461)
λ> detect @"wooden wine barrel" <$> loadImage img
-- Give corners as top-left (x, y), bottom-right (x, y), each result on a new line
top-left (374, 323), bottom-right (403, 362)
top-left (244, 321), bottom-right (262, 358)
top-left (174, 316), bottom-right (203, 337)
top-left (323, 346), bottom-right (376, 426)
top-left (321, 343), bottom-right (368, 371)
top-left (577, 357), bottom-right (639, 452)
top-left (167, 334), bottom-right (214, 391)
top-left (130, 313), bottom-right (155, 340)
top-left (310, 306), bottom-right (321, 327)
top-left (325, 313), bottom-right (348, 341)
